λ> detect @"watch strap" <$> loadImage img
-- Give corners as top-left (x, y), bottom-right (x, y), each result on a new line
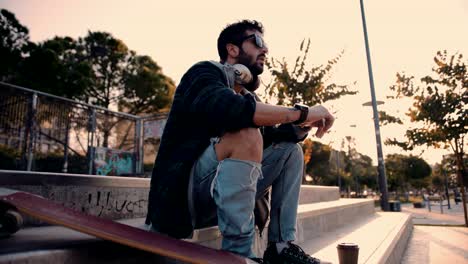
top-left (293, 104), bottom-right (308, 125)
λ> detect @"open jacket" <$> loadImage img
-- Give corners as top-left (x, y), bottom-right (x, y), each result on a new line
top-left (146, 61), bottom-right (307, 238)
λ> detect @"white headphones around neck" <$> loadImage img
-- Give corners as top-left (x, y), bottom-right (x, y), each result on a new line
top-left (230, 64), bottom-right (253, 85)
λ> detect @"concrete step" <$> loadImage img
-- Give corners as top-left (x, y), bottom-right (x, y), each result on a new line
top-left (1, 170), bottom-right (341, 226)
top-left (188, 198), bottom-right (375, 256)
top-left (0, 213), bottom-right (412, 264)
top-left (0, 199), bottom-right (374, 263)
top-left (296, 199), bottom-right (376, 243)
top-left (298, 185), bottom-right (340, 204)
top-left (299, 212), bottom-right (413, 264)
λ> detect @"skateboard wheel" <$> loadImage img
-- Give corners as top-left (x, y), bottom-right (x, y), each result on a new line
top-left (0, 210), bottom-right (23, 237)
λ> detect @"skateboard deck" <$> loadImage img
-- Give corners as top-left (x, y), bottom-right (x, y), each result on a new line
top-left (0, 188), bottom-right (252, 264)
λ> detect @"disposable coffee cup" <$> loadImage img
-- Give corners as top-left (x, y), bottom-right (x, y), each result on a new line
top-left (337, 243), bottom-right (359, 264)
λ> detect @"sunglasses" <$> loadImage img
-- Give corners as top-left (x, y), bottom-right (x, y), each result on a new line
top-left (236, 34), bottom-right (267, 49)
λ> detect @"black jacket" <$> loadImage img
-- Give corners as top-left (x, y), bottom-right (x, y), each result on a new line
top-left (146, 61), bottom-right (307, 238)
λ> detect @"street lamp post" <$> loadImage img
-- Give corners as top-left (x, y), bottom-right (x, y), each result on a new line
top-left (359, 0), bottom-right (390, 211)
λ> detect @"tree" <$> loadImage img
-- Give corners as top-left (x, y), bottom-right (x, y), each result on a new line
top-left (385, 154), bottom-right (431, 195)
top-left (0, 9), bottom-right (33, 82)
top-left (120, 55), bottom-right (175, 114)
top-left (437, 154), bottom-right (468, 187)
top-left (264, 39), bottom-right (357, 106)
top-left (432, 154), bottom-right (468, 195)
top-left (302, 137), bottom-right (376, 192)
top-left (302, 139), bottom-right (332, 184)
top-left (79, 31), bottom-right (133, 109)
top-left (341, 136), bottom-right (377, 194)
top-left (406, 156), bottom-right (432, 189)
top-left (76, 31), bottom-right (175, 148)
top-left (15, 36), bottom-right (92, 99)
top-left (328, 149), bottom-right (347, 190)
top-left (349, 153), bottom-right (377, 191)
top-left (381, 50), bottom-right (467, 225)
top-left (385, 154), bottom-right (406, 193)
top-left (114, 56), bottom-right (175, 151)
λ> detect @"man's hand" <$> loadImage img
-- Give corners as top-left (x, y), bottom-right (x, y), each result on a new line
top-left (302, 105), bottom-right (334, 138)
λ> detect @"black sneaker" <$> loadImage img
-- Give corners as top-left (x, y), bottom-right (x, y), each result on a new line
top-left (263, 242), bottom-right (322, 264)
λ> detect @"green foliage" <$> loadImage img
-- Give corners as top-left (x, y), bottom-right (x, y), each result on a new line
top-left (121, 55), bottom-right (175, 114)
top-left (78, 31), bottom-right (174, 114)
top-left (77, 31), bottom-right (131, 108)
top-left (383, 50), bottom-right (467, 196)
top-left (1, 9), bottom-right (175, 116)
top-left (0, 145), bottom-right (21, 170)
top-left (302, 137), bottom-right (377, 191)
top-left (348, 153), bottom-right (377, 189)
top-left (378, 110), bottom-right (403, 126)
top-left (341, 136), bottom-right (377, 192)
top-left (385, 154), bottom-right (432, 191)
top-left (0, 9), bottom-right (33, 82)
top-left (15, 36), bottom-right (92, 99)
top-left (385, 51), bottom-right (466, 152)
top-left (432, 154), bottom-right (468, 188)
top-left (33, 152), bottom-right (88, 174)
top-left (264, 39), bottom-right (357, 106)
top-left (0, 145), bottom-right (88, 173)
top-left (431, 175), bottom-right (444, 189)
top-left (1, 10), bottom-right (176, 150)
top-left (302, 139), bottom-right (332, 184)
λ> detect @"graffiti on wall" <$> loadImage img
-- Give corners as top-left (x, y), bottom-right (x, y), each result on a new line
top-left (94, 147), bottom-right (134, 176)
top-left (12, 186), bottom-right (149, 222)
top-left (81, 190), bottom-right (147, 218)
top-left (144, 119), bottom-right (166, 139)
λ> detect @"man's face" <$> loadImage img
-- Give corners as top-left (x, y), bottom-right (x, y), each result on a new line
top-left (236, 29), bottom-right (268, 76)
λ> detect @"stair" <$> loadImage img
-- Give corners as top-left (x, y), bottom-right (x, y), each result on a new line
top-left (0, 171), bottom-right (412, 263)
top-left (299, 212), bottom-right (412, 264)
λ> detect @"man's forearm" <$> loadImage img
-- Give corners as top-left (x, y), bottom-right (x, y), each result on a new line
top-left (253, 102), bottom-right (300, 126)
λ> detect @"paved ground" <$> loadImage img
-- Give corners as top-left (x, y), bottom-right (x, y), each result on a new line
top-left (401, 199), bottom-right (467, 226)
top-left (400, 199), bottom-right (468, 264)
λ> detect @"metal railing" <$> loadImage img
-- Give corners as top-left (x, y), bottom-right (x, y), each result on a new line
top-left (0, 82), bottom-right (167, 177)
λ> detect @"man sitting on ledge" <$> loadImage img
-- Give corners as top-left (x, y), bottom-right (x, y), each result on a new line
top-left (146, 19), bottom-right (334, 264)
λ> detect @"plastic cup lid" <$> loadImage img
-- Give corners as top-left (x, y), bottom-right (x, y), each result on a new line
top-left (337, 243), bottom-right (359, 249)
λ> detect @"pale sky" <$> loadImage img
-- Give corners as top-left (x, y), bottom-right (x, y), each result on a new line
top-left (2, 0), bottom-right (467, 165)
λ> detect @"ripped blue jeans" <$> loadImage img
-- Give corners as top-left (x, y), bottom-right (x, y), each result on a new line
top-left (189, 138), bottom-right (303, 258)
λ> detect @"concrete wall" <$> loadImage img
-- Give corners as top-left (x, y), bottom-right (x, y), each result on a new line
top-left (8, 185), bottom-right (148, 220)
top-left (1, 170), bottom-right (150, 225)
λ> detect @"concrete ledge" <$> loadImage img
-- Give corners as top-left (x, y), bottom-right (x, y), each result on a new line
top-left (297, 199), bottom-right (375, 243)
top-left (5, 185), bottom-right (149, 223)
top-left (189, 199), bottom-right (375, 256)
top-left (0, 170), bottom-right (150, 188)
top-left (0, 199), bottom-right (375, 260)
top-left (299, 212), bottom-right (413, 264)
top-left (364, 213), bottom-right (413, 264)
top-left (298, 198), bottom-right (374, 219)
top-left (299, 185), bottom-right (340, 204)
top-left (1, 170), bottom-right (340, 224)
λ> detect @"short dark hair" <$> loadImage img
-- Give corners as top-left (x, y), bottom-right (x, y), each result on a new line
top-left (217, 20), bottom-right (264, 62)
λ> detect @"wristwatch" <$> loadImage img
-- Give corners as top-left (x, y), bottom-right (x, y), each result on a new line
top-left (293, 104), bottom-right (309, 125)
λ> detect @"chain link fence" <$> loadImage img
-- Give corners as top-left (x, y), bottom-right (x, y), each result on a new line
top-left (0, 82), bottom-right (168, 177)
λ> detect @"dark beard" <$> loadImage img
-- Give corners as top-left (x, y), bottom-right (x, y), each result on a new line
top-left (237, 48), bottom-right (263, 76)
top-left (237, 49), bottom-right (263, 92)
